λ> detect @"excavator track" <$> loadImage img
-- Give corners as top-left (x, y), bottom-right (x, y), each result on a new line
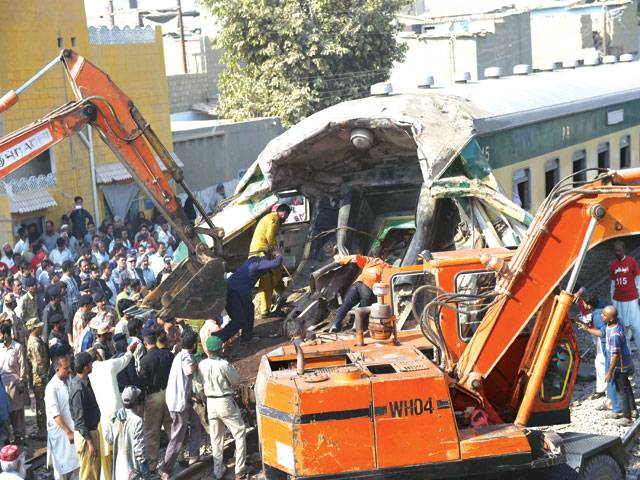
top-left (166, 420), bottom-right (640, 480)
top-left (622, 416), bottom-right (640, 449)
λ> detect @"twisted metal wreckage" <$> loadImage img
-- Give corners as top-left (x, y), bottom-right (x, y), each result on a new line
top-left (182, 93), bottom-right (533, 331)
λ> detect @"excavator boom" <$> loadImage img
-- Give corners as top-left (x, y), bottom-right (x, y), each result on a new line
top-left (456, 167), bottom-right (640, 405)
top-left (0, 50), bottom-right (226, 319)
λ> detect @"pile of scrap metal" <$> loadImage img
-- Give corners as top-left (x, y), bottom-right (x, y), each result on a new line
top-left (176, 93), bottom-right (532, 334)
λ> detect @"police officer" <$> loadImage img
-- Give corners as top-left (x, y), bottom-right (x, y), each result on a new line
top-left (197, 336), bottom-right (248, 479)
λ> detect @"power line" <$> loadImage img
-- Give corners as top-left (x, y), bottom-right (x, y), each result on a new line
top-left (292, 69), bottom-right (387, 82)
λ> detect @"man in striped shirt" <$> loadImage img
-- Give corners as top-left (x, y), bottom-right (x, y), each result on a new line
top-left (603, 305), bottom-right (637, 426)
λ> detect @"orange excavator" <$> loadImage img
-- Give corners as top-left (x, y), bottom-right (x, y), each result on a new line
top-left (0, 49), bottom-right (226, 319)
top-left (255, 167), bottom-right (640, 479)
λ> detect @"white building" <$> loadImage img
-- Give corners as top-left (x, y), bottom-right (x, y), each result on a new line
top-left (83, 0), bottom-right (217, 75)
top-left (392, 0), bottom-right (638, 88)
top-left (393, 9), bottom-right (532, 87)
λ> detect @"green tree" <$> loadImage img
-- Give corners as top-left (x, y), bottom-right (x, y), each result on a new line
top-left (202, 0), bottom-right (408, 126)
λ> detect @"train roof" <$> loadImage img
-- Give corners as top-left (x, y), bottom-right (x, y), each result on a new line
top-left (240, 60), bottom-right (640, 195)
top-left (396, 60), bottom-right (640, 134)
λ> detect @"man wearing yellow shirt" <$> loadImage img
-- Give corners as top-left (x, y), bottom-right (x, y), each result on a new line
top-left (249, 204), bottom-right (291, 316)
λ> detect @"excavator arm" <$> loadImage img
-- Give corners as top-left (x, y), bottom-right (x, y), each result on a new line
top-left (0, 49), bottom-right (226, 319)
top-left (454, 167), bottom-right (640, 424)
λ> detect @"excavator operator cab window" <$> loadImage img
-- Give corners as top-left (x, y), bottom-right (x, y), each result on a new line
top-left (540, 341), bottom-right (574, 402)
top-left (456, 270), bottom-right (497, 342)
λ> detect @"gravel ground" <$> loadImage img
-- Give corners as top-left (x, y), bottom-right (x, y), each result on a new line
top-left (559, 326), bottom-right (640, 479)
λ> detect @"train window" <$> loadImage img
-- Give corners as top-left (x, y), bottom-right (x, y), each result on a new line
top-left (274, 192), bottom-right (309, 224)
top-left (598, 142), bottom-right (610, 169)
top-left (456, 270), bottom-right (497, 342)
top-left (544, 158), bottom-right (560, 196)
top-left (572, 150), bottom-right (586, 182)
top-left (620, 136), bottom-right (631, 169)
top-left (512, 168), bottom-right (531, 210)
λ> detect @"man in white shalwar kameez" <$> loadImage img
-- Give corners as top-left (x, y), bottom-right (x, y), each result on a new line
top-left (45, 356), bottom-right (80, 479)
top-left (89, 339), bottom-right (138, 480)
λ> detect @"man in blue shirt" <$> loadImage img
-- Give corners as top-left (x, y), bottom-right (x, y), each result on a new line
top-left (603, 305), bottom-right (637, 425)
top-left (580, 296), bottom-right (622, 417)
top-left (217, 250), bottom-right (283, 343)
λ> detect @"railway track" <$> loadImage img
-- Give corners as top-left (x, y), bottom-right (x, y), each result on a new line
top-left (173, 426), bottom-right (258, 480)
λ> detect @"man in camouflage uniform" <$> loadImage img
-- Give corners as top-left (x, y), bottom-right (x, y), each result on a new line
top-left (25, 318), bottom-right (48, 439)
top-left (16, 277), bottom-right (38, 325)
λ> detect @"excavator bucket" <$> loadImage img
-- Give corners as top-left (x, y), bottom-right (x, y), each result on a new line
top-left (142, 256), bottom-right (226, 320)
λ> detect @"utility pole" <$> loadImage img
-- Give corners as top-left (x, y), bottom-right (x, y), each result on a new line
top-left (177, 0), bottom-right (189, 74)
top-left (107, 0), bottom-right (115, 26)
top-left (602, 5), bottom-right (608, 56)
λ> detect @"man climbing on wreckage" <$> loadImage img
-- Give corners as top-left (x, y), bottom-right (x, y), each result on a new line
top-left (216, 249), bottom-right (285, 344)
top-left (328, 254), bottom-right (393, 333)
top-left (248, 204), bottom-right (291, 317)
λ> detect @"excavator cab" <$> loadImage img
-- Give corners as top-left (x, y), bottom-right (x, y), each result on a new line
top-left (254, 248), bottom-right (586, 479)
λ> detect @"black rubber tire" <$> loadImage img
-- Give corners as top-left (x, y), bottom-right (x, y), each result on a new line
top-left (579, 454), bottom-right (623, 480)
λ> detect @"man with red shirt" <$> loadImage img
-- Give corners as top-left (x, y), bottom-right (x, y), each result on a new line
top-left (610, 240), bottom-right (640, 350)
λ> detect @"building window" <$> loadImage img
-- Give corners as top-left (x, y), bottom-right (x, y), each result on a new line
top-left (572, 150), bottom-right (586, 182)
top-left (512, 168), bottom-right (531, 210)
top-left (544, 158), bottom-right (560, 197)
top-left (71, 37), bottom-right (77, 47)
top-left (597, 142), bottom-right (610, 170)
top-left (57, 37), bottom-right (63, 48)
top-left (620, 135), bottom-right (631, 169)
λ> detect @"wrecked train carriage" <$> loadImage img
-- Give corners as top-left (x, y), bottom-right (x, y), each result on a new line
top-left (175, 93), bottom-right (533, 331)
top-left (192, 93), bottom-right (531, 275)
top-left (169, 94), bottom-right (532, 334)
top-left (181, 58), bottom-right (640, 286)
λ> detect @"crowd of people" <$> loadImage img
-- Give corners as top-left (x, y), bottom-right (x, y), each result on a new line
top-left (1, 196), bottom-right (178, 307)
top-left (577, 240), bottom-right (640, 427)
top-left (0, 194), bottom-right (261, 480)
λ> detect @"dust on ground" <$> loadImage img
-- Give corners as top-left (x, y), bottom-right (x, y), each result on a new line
top-left (225, 315), bottom-right (292, 385)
